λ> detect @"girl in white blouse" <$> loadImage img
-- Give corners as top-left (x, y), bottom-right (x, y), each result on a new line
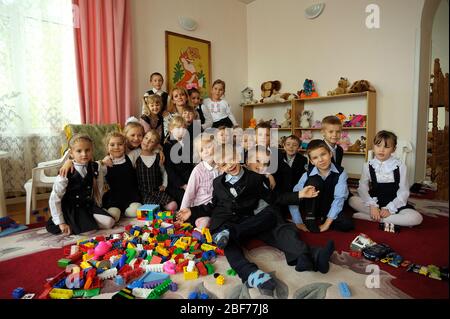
top-left (349, 131), bottom-right (423, 227)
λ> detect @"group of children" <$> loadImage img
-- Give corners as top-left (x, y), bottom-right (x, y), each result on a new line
top-left (46, 72), bottom-right (423, 293)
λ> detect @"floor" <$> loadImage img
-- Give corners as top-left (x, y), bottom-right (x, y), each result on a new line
top-left (6, 198), bottom-right (50, 225)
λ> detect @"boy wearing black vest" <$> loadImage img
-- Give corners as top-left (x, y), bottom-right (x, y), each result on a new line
top-left (289, 139), bottom-right (354, 233)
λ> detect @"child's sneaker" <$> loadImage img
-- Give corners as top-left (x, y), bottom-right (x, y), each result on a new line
top-left (247, 270), bottom-right (276, 291)
top-left (212, 229), bottom-right (230, 249)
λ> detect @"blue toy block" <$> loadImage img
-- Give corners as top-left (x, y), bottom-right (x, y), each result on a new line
top-left (12, 287), bottom-right (26, 299)
top-left (338, 282), bottom-right (351, 298)
top-left (199, 293), bottom-right (209, 299)
top-left (188, 292), bottom-right (198, 299)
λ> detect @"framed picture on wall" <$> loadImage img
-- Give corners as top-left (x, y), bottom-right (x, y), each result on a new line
top-left (165, 31), bottom-right (211, 98)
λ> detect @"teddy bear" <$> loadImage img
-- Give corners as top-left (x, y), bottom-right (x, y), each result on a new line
top-left (240, 87), bottom-right (258, 106)
top-left (348, 80), bottom-right (376, 93)
top-left (248, 118), bottom-right (257, 128)
top-left (327, 77), bottom-right (350, 96)
top-left (347, 139), bottom-right (362, 152)
top-left (280, 108), bottom-right (291, 128)
top-left (337, 131), bottom-right (351, 151)
top-left (298, 79), bottom-right (319, 98)
top-left (260, 80), bottom-right (296, 103)
top-left (299, 110), bottom-right (313, 128)
top-left (300, 130), bottom-right (312, 149)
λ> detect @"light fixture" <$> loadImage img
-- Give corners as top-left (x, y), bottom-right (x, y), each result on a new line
top-left (304, 3), bottom-right (325, 19)
top-left (178, 16), bottom-right (198, 31)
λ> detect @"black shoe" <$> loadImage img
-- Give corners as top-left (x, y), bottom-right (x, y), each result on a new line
top-left (311, 240), bottom-right (335, 273)
top-left (295, 253), bottom-right (314, 272)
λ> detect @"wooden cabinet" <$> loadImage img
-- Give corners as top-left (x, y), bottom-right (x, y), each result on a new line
top-left (242, 91), bottom-right (377, 178)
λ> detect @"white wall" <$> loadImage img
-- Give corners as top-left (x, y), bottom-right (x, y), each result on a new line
top-left (130, 0), bottom-right (248, 123)
top-left (247, 0), bottom-right (424, 182)
top-left (432, 0), bottom-right (449, 74)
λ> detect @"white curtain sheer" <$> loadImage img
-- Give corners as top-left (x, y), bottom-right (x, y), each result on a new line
top-left (0, 0), bottom-right (80, 195)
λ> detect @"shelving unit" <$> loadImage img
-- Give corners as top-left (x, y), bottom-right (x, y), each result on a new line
top-left (241, 91), bottom-right (376, 178)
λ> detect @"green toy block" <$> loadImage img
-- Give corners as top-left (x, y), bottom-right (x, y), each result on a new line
top-left (126, 248), bottom-right (137, 264)
top-left (83, 288), bottom-right (100, 298)
top-left (72, 290), bottom-right (85, 298)
top-left (205, 263), bottom-right (215, 275)
top-left (226, 268), bottom-right (237, 276)
top-left (174, 248), bottom-right (184, 255)
top-left (57, 258), bottom-right (72, 268)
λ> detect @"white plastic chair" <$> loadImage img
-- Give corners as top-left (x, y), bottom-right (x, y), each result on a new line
top-left (23, 150), bottom-right (70, 225)
top-left (367, 140), bottom-right (413, 164)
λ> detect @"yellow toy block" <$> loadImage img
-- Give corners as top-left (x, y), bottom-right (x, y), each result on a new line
top-left (156, 246), bottom-right (169, 257)
top-left (127, 242), bottom-right (136, 249)
top-left (80, 261), bottom-right (92, 270)
top-left (174, 239), bottom-right (188, 250)
top-left (203, 228), bottom-right (212, 244)
top-left (49, 288), bottom-right (73, 299)
top-left (82, 253), bottom-right (94, 262)
top-left (180, 237), bottom-right (192, 246)
top-left (216, 275), bottom-right (225, 285)
top-left (133, 230), bottom-right (140, 237)
top-left (183, 266), bottom-right (199, 280)
top-left (201, 243), bottom-right (216, 251)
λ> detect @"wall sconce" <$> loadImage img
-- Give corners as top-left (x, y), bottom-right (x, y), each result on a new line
top-left (178, 16), bottom-right (198, 31)
top-left (304, 3), bottom-right (325, 19)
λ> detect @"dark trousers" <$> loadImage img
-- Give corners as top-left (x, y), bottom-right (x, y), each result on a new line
top-left (212, 117), bottom-right (234, 128)
top-left (222, 207), bottom-right (312, 282)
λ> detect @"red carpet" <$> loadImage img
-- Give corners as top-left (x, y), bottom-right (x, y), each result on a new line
top-left (0, 216), bottom-right (448, 299)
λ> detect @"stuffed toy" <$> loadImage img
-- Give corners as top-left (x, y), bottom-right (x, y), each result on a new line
top-left (348, 80), bottom-right (376, 93)
top-left (260, 80), bottom-right (296, 103)
top-left (240, 87), bottom-right (258, 106)
top-left (347, 139), bottom-right (362, 152)
top-left (311, 120), bottom-right (322, 129)
top-left (280, 109), bottom-right (291, 128)
top-left (299, 110), bottom-right (313, 128)
top-left (270, 119), bottom-right (280, 128)
top-left (343, 114), bottom-right (366, 127)
top-left (298, 79), bottom-right (319, 98)
top-left (327, 77), bottom-right (350, 96)
top-left (300, 130), bottom-right (312, 149)
top-left (335, 112), bottom-right (347, 123)
top-left (337, 131), bottom-right (351, 151)
top-left (360, 136), bottom-right (367, 152)
top-left (249, 118), bottom-right (257, 128)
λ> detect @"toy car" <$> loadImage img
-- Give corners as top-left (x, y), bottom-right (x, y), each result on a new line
top-left (388, 254), bottom-right (403, 268)
top-left (419, 266), bottom-right (429, 276)
top-left (400, 260), bottom-right (412, 268)
top-left (362, 243), bottom-right (393, 261)
top-left (350, 233), bottom-right (376, 252)
top-left (427, 265), bottom-right (441, 280)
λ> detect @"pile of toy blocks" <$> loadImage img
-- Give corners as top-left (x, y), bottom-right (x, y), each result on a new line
top-left (36, 210), bottom-right (225, 299)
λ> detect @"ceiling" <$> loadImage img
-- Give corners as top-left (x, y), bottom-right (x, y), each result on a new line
top-left (237, 0), bottom-right (256, 4)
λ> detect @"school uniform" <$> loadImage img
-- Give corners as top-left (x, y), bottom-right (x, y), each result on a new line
top-left (102, 155), bottom-right (141, 215)
top-left (145, 88), bottom-right (168, 111)
top-left (202, 98), bottom-right (238, 128)
top-left (274, 151), bottom-right (308, 194)
top-left (140, 114), bottom-right (165, 144)
top-left (307, 140), bottom-right (343, 171)
top-left (289, 163), bottom-right (354, 232)
top-left (349, 157), bottom-right (422, 226)
top-left (163, 139), bottom-right (194, 206)
top-left (47, 161), bottom-right (112, 235)
top-left (194, 104), bottom-right (213, 130)
top-left (135, 152), bottom-right (174, 207)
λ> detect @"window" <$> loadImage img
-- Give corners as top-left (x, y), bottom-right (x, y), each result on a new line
top-left (0, 0), bottom-right (80, 136)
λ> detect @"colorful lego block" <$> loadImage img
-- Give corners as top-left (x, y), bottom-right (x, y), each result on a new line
top-left (183, 266), bottom-right (199, 280)
top-left (136, 204), bottom-right (160, 221)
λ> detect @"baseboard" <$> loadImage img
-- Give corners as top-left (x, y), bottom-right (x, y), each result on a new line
top-left (6, 193), bottom-right (50, 205)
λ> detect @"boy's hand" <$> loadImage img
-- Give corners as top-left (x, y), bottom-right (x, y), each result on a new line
top-left (319, 218), bottom-right (333, 232)
top-left (380, 208), bottom-right (391, 218)
top-left (267, 174), bottom-right (276, 190)
top-left (176, 208), bottom-right (192, 223)
top-left (59, 223), bottom-right (71, 235)
top-left (296, 223), bottom-right (310, 232)
top-left (101, 156), bottom-right (113, 167)
top-left (370, 206), bottom-right (381, 221)
top-left (298, 185), bottom-right (319, 199)
top-left (159, 185), bottom-right (166, 192)
top-left (59, 160), bottom-right (74, 177)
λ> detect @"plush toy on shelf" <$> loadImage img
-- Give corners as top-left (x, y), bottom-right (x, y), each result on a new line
top-left (300, 130), bottom-right (312, 149)
top-left (360, 136), bottom-right (367, 152)
top-left (336, 112), bottom-right (347, 123)
top-left (249, 118), bottom-right (257, 128)
top-left (298, 79), bottom-right (319, 99)
top-left (347, 139), bottom-right (362, 152)
top-left (348, 80), bottom-right (376, 93)
top-left (260, 80), bottom-right (296, 103)
top-left (280, 108), bottom-right (291, 128)
top-left (343, 114), bottom-right (366, 127)
top-left (270, 119), bottom-right (280, 128)
top-left (299, 110), bottom-right (313, 128)
top-left (240, 87), bottom-right (258, 106)
top-left (311, 120), bottom-right (322, 129)
top-left (338, 131), bottom-right (351, 151)
top-left (327, 77), bottom-right (350, 96)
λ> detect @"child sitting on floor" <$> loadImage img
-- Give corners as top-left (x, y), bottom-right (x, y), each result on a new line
top-left (47, 134), bottom-right (116, 235)
top-left (349, 130), bottom-right (423, 227)
top-left (289, 139), bottom-right (354, 233)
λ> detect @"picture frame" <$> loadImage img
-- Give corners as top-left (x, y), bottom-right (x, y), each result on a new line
top-left (165, 31), bottom-right (212, 98)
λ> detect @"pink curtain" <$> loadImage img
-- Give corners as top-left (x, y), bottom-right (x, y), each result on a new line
top-left (73, 0), bottom-right (132, 124)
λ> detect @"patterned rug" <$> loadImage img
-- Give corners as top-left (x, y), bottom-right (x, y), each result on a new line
top-left (0, 198), bottom-right (448, 299)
